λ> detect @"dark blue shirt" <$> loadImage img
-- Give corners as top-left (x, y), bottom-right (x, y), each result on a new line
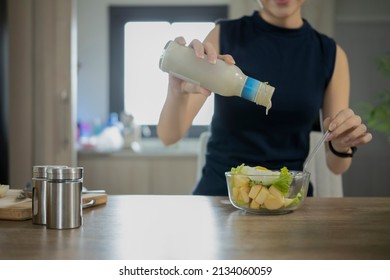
top-left (194, 11), bottom-right (336, 196)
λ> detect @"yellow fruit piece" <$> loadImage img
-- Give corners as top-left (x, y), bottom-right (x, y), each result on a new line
top-left (264, 193), bottom-right (285, 210)
top-left (255, 166), bottom-right (269, 170)
top-left (241, 185), bottom-right (250, 194)
top-left (269, 185), bottom-right (284, 200)
top-left (250, 199), bottom-right (260, 209)
top-left (248, 185), bottom-right (262, 199)
top-left (239, 187), bottom-right (250, 203)
top-left (254, 187), bottom-right (269, 205)
top-left (233, 175), bottom-right (250, 189)
top-left (232, 187), bottom-right (239, 201)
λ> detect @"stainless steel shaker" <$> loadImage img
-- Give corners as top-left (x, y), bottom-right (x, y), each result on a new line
top-left (46, 167), bottom-right (84, 229)
top-left (32, 165), bottom-right (67, 225)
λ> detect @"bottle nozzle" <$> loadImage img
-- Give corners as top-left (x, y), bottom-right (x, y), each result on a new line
top-left (255, 83), bottom-right (275, 115)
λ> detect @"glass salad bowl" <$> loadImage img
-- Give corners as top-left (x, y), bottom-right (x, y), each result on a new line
top-left (225, 165), bottom-right (310, 214)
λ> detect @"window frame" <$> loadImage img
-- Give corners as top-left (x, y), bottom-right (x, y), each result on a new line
top-left (109, 5), bottom-right (228, 137)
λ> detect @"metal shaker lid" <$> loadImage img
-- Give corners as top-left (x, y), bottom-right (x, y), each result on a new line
top-left (33, 165), bottom-right (68, 178)
top-left (47, 167), bottom-right (83, 180)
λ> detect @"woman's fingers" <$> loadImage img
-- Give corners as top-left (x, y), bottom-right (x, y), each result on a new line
top-left (189, 39), bottom-right (206, 59)
top-left (181, 81), bottom-right (211, 97)
top-left (324, 109), bottom-right (373, 148)
top-left (170, 37), bottom-right (233, 96)
top-left (203, 41), bottom-right (217, 64)
top-left (328, 108), bottom-right (355, 132)
top-left (218, 54), bottom-right (235, 64)
top-left (174, 36), bottom-right (186, 46)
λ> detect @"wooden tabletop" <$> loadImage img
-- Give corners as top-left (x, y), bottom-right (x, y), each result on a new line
top-left (0, 195), bottom-right (389, 260)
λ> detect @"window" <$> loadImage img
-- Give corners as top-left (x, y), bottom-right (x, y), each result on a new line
top-left (109, 6), bottom-right (228, 137)
top-left (124, 21), bottom-right (215, 126)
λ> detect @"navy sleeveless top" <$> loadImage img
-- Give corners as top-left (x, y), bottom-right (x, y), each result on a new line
top-left (193, 11), bottom-right (336, 196)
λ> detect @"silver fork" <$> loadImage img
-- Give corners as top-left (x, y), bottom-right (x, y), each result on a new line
top-left (303, 130), bottom-right (330, 172)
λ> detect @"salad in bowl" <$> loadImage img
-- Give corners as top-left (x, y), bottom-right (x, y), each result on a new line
top-left (225, 164), bottom-right (310, 214)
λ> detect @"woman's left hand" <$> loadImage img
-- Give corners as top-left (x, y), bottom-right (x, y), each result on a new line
top-left (324, 108), bottom-right (373, 152)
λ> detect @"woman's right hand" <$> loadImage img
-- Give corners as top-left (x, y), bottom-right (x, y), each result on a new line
top-left (169, 36), bottom-right (235, 97)
top-left (157, 30), bottom-right (226, 145)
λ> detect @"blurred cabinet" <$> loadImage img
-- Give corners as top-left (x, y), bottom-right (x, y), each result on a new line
top-left (8, 0), bottom-right (77, 188)
top-left (78, 152), bottom-right (198, 195)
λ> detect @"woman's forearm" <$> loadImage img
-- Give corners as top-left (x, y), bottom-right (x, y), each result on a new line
top-left (325, 146), bottom-right (353, 174)
top-left (157, 85), bottom-right (192, 145)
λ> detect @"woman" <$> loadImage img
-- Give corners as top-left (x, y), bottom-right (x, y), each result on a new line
top-left (157, 0), bottom-right (372, 196)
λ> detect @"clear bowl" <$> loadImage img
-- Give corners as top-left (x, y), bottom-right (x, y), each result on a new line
top-left (225, 170), bottom-right (310, 214)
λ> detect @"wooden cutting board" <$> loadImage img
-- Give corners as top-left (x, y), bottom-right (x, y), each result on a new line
top-left (82, 192), bottom-right (108, 208)
top-left (0, 190), bottom-right (32, 221)
top-left (0, 189), bottom-right (108, 221)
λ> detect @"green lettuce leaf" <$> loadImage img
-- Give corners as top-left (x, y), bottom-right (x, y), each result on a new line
top-left (262, 167), bottom-right (293, 195)
top-left (230, 163), bottom-right (245, 174)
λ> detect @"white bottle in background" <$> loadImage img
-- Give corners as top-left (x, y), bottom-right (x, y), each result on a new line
top-left (159, 40), bottom-right (275, 114)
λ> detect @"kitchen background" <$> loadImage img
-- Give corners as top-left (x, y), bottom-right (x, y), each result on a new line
top-left (2, 0), bottom-right (390, 196)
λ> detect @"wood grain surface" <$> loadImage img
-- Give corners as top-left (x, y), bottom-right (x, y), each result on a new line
top-left (0, 196), bottom-right (389, 260)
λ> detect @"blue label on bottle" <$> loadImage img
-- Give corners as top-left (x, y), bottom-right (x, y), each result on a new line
top-left (241, 77), bottom-right (260, 102)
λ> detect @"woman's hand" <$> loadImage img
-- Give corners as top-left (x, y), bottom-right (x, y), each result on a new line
top-left (169, 36), bottom-right (235, 97)
top-left (324, 108), bottom-right (373, 152)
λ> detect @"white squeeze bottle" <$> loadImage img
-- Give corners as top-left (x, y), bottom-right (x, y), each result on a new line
top-left (159, 40), bottom-right (275, 113)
